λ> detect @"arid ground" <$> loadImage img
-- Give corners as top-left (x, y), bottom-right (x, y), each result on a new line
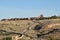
top-left (0, 19), bottom-right (60, 40)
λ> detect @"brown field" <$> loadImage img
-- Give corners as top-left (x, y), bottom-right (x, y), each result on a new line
top-left (0, 19), bottom-right (60, 40)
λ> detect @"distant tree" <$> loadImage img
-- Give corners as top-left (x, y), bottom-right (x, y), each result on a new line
top-left (1, 19), bottom-right (6, 21)
top-left (50, 15), bottom-right (57, 19)
top-left (30, 17), bottom-right (35, 20)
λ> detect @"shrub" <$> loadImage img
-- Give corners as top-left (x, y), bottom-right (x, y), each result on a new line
top-left (2, 37), bottom-right (12, 40)
top-left (33, 25), bottom-right (42, 30)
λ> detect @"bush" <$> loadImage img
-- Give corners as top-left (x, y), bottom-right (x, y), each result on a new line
top-left (33, 25), bottom-right (42, 30)
top-left (2, 37), bottom-right (12, 40)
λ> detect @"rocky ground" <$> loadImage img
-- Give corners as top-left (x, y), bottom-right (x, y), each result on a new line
top-left (0, 19), bottom-right (60, 40)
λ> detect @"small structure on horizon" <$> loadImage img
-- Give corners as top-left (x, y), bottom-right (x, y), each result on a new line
top-left (33, 14), bottom-right (44, 20)
top-left (37, 14), bottom-right (44, 18)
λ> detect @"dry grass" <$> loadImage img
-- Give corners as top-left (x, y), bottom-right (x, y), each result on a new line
top-left (0, 19), bottom-right (60, 40)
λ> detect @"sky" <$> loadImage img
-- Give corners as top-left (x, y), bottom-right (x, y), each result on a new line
top-left (0, 0), bottom-right (60, 19)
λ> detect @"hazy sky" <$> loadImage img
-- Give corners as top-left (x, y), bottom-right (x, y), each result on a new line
top-left (0, 0), bottom-right (60, 19)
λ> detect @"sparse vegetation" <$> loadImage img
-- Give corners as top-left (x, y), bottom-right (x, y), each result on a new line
top-left (0, 18), bottom-right (60, 40)
top-left (2, 37), bottom-right (12, 40)
top-left (1, 15), bottom-right (60, 21)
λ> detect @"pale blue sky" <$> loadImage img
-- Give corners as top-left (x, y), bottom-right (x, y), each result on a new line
top-left (0, 0), bottom-right (60, 19)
